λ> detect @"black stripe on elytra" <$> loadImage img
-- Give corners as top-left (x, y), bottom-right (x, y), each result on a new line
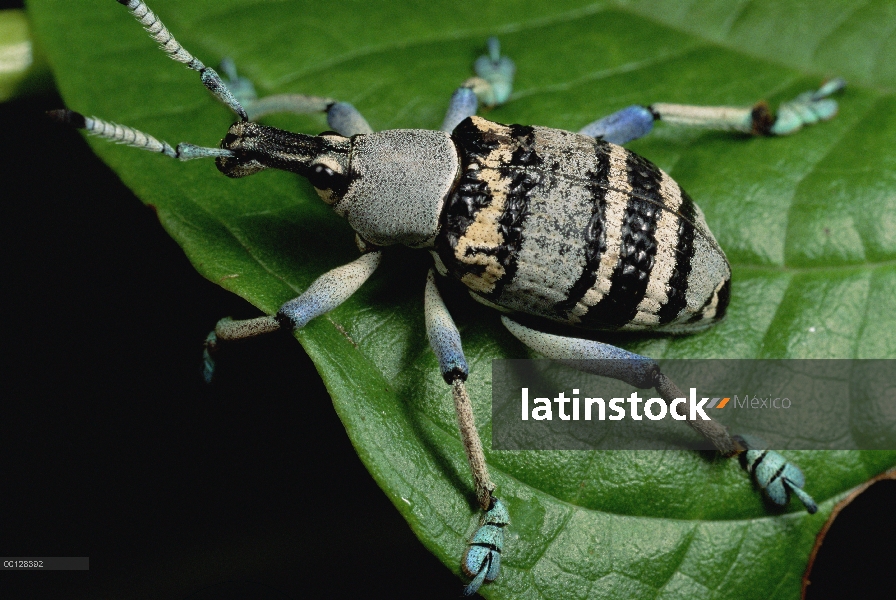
top-left (684, 273), bottom-right (732, 324)
top-left (435, 167), bottom-right (494, 279)
top-left (553, 141), bottom-right (613, 318)
top-left (485, 126), bottom-right (539, 299)
top-left (657, 218), bottom-right (694, 324)
top-left (625, 152), bottom-right (698, 223)
top-left (435, 117), bottom-right (511, 280)
top-left (675, 187), bottom-right (698, 234)
top-left (451, 117), bottom-right (504, 157)
top-left (487, 169), bottom-right (538, 300)
top-left (580, 151), bottom-right (662, 328)
top-left (508, 124), bottom-right (540, 168)
top-left (714, 277), bottom-right (731, 321)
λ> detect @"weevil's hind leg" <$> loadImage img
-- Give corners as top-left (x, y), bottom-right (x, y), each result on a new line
top-left (216, 57), bottom-right (373, 136)
top-left (502, 317), bottom-right (819, 512)
top-left (203, 251), bottom-right (382, 382)
top-left (117, 0), bottom-right (247, 121)
top-left (441, 38), bottom-right (516, 132)
top-left (579, 78), bottom-right (846, 145)
top-left (424, 270), bottom-right (506, 595)
top-left (501, 316), bottom-right (739, 455)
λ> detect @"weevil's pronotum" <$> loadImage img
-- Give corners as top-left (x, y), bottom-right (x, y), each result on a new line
top-left (53, 1), bottom-right (842, 594)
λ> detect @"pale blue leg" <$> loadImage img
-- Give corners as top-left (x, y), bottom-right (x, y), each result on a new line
top-left (502, 318), bottom-right (817, 511)
top-left (441, 37), bottom-right (515, 132)
top-left (441, 87), bottom-right (479, 133)
top-left (425, 271), bottom-right (508, 595)
top-left (203, 252), bottom-right (382, 382)
top-left (579, 78), bottom-right (846, 145)
top-left (578, 105), bottom-right (656, 145)
top-left (425, 271), bottom-right (494, 505)
top-left (502, 316), bottom-right (739, 454)
top-left (219, 59), bottom-right (373, 136)
top-left (501, 316), bottom-right (658, 388)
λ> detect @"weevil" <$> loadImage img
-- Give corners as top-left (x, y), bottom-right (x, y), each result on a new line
top-left (52, 0), bottom-right (841, 594)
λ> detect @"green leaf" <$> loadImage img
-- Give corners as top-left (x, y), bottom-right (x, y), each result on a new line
top-left (29, 1), bottom-right (896, 598)
top-left (0, 8), bottom-right (52, 101)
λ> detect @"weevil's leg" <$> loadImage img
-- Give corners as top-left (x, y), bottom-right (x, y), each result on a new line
top-left (425, 270), bottom-right (495, 508)
top-left (501, 316), bottom-right (739, 456)
top-left (253, 98), bottom-right (373, 137)
top-left (579, 78), bottom-right (846, 145)
top-left (652, 370), bottom-right (738, 456)
top-left (117, 0), bottom-right (247, 121)
top-left (578, 105), bottom-right (656, 146)
top-left (48, 110), bottom-right (234, 161)
top-left (441, 38), bottom-right (515, 132)
top-left (425, 271), bottom-right (508, 596)
top-left (217, 58), bottom-right (373, 136)
top-left (203, 251), bottom-right (381, 382)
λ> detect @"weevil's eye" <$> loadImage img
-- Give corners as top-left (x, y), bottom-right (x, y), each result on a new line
top-left (308, 163), bottom-right (337, 189)
top-left (307, 159), bottom-right (349, 204)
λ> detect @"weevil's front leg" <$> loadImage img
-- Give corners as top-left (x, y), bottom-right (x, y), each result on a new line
top-left (424, 271), bottom-right (507, 596)
top-left (579, 78), bottom-right (846, 145)
top-left (425, 271), bottom-right (495, 507)
top-left (218, 58), bottom-right (373, 136)
top-left (203, 251), bottom-right (381, 382)
top-left (501, 316), bottom-right (738, 456)
top-left (441, 38), bottom-right (516, 132)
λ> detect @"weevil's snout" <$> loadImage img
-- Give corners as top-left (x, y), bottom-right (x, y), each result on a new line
top-left (215, 121), bottom-right (271, 178)
top-left (215, 122), bottom-right (350, 188)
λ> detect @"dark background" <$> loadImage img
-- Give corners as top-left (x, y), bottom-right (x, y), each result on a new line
top-left (2, 1), bottom-right (894, 598)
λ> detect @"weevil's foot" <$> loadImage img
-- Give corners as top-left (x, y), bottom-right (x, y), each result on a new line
top-left (462, 498), bottom-right (509, 596)
top-left (218, 57), bottom-right (258, 108)
top-left (201, 329), bottom-right (219, 384)
top-left (734, 434), bottom-right (817, 513)
top-left (770, 78), bottom-right (845, 135)
top-left (465, 37), bottom-right (515, 108)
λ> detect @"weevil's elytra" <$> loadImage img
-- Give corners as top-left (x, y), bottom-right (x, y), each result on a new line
top-left (55, 2), bottom-right (844, 595)
top-left (437, 116), bottom-right (731, 333)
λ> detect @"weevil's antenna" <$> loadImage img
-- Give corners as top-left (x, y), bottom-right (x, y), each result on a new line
top-left (48, 110), bottom-right (235, 161)
top-left (117, 0), bottom-right (248, 121)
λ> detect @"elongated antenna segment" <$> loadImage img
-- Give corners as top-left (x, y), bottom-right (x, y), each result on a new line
top-left (48, 109), bottom-right (234, 161)
top-left (117, 0), bottom-right (248, 121)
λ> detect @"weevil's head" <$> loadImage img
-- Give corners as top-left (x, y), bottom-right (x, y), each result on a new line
top-left (217, 123), bottom-right (461, 248)
top-left (216, 121), bottom-right (351, 204)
